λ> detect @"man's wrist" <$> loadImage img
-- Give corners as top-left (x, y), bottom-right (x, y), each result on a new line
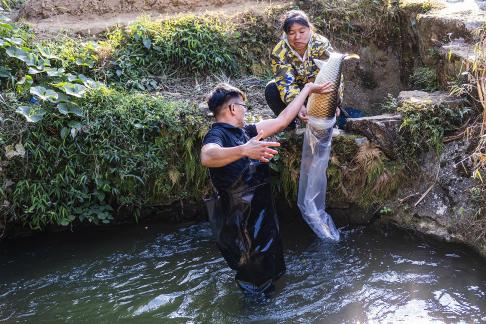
top-left (239, 144), bottom-right (248, 158)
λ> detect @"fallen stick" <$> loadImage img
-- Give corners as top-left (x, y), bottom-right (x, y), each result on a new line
top-left (414, 168), bottom-right (440, 207)
top-left (398, 192), bottom-right (420, 204)
top-left (414, 184), bottom-right (435, 207)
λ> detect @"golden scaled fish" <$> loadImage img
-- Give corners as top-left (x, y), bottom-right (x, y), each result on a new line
top-left (307, 52), bottom-right (360, 118)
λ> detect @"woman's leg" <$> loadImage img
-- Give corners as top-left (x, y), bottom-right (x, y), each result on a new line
top-left (265, 80), bottom-right (296, 129)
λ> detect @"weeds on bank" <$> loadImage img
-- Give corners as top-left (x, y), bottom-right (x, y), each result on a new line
top-left (470, 28), bottom-right (486, 183)
top-left (397, 100), bottom-right (470, 159)
top-left (299, 0), bottom-right (398, 47)
top-left (273, 133), bottom-right (403, 209)
top-left (108, 15), bottom-right (239, 89)
top-left (0, 12), bottom-right (211, 230)
top-left (398, 0), bottom-right (440, 13)
top-left (442, 27), bottom-right (485, 182)
top-left (1, 89), bottom-right (209, 229)
top-left (409, 67), bottom-right (439, 92)
top-left (0, 0), bottom-right (24, 11)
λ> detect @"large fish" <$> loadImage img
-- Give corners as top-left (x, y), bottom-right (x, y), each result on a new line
top-left (297, 52), bottom-right (359, 241)
top-left (307, 52), bottom-right (360, 119)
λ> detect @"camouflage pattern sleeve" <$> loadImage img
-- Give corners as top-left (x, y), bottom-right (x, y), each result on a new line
top-left (313, 34), bottom-right (334, 59)
top-left (271, 43), bottom-right (301, 105)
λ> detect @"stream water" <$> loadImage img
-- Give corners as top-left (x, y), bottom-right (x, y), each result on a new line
top-left (1, 215), bottom-right (485, 323)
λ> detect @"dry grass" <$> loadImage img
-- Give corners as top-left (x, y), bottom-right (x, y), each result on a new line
top-left (337, 142), bottom-right (402, 206)
top-left (452, 208), bottom-right (486, 247)
top-left (153, 74), bottom-right (274, 120)
top-left (470, 28), bottom-right (486, 182)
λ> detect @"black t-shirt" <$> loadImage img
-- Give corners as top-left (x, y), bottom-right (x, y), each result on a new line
top-left (202, 122), bottom-right (258, 191)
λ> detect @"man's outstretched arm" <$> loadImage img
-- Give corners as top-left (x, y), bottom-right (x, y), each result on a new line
top-left (256, 82), bottom-right (333, 137)
top-left (200, 131), bottom-right (280, 168)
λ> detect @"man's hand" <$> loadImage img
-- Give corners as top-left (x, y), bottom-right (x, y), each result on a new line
top-left (298, 82), bottom-right (333, 124)
top-left (305, 81), bottom-right (334, 94)
top-left (298, 104), bottom-right (308, 123)
top-left (242, 130), bottom-right (280, 163)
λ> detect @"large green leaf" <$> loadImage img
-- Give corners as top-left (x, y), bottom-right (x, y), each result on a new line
top-left (75, 57), bottom-right (95, 68)
top-left (28, 66), bottom-right (44, 74)
top-left (34, 58), bottom-right (51, 69)
top-left (143, 37), bottom-right (152, 49)
top-left (4, 37), bottom-right (23, 46)
top-left (83, 78), bottom-right (101, 89)
top-left (36, 46), bottom-right (60, 60)
top-left (30, 86), bottom-right (59, 102)
top-left (68, 121), bottom-right (82, 129)
top-left (0, 66), bottom-right (11, 78)
top-left (5, 46), bottom-right (35, 65)
top-left (68, 120), bottom-right (83, 138)
top-left (46, 67), bottom-right (65, 77)
top-left (60, 127), bottom-right (69, 139)
top-left (57, 102), bottom-right (84, 117)
top-left (15, 106), bottom-right (46, 123)
top-left (62, 83), bottom-right (86, 98)
top-left (66, 73), bottom-right (100, 89)
top-left (16, 75), bottom-right (33, 93)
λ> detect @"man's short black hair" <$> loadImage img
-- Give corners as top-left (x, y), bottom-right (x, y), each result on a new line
top-left (206, 83), bottom-right (247, 117)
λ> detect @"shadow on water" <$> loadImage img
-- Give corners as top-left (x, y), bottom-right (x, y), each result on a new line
top-left (1, 213), bottom-right (485, 323)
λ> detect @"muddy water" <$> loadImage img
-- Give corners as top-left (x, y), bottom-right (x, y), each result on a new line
top-left (1, 216), bottom-right (485, 323)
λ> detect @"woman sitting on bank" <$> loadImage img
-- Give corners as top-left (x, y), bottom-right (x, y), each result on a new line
top-left (265, 10), bottom-right (339, 128)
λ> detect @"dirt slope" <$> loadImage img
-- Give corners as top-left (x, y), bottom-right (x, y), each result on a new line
top-left (16, 0), bottom-right (284, 35)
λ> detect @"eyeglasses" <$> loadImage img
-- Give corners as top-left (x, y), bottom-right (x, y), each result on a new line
top-left (232, 102), bottom-right (248, 111)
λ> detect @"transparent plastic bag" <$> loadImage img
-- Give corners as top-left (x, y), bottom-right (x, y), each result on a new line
top-left (297, 116), bottom-right (340, 241)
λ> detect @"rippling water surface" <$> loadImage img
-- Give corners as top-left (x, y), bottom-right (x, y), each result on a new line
top-left (1, 217), bottom-right (485, 323)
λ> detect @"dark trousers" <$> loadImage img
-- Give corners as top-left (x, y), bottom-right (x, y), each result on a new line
top-left (264, 80), bottom-right (297, 129)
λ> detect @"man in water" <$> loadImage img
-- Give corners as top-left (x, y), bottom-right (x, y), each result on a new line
top-left (200, 81), bottom-right (332, 294)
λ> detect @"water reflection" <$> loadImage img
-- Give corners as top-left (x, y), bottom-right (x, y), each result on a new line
top-left (0, 220), bottom-right (485, 323)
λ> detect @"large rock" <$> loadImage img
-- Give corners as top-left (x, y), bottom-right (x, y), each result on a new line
top-left (379, 138), bottom-right (486, 258)
top-left (437, 38), bottom-right (478, 88)
top-left (415, 1), bottom-right (485, 65)
top-left (345, 114), bottom-right (403, 159)
top-left (397, 90), bottom-right (466, 108)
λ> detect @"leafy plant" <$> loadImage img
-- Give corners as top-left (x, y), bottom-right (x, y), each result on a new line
top-left (409, 67), bottom-right (439, 91)
top-left (0, 0), bottom-right (25, 11)
top-left (380, 93), bottom-right (399, 112)
top-left (397, 100), bottom-right (469, 158)
top-left (108, 15), bottom-right (240, 88)
top-left (1, 88), bottom-right (210, 230)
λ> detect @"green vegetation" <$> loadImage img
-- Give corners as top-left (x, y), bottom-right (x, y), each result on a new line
top-left (300, 0), bottom-right (398, 47)
top-left (398, 100), bottom-right (469, 157)
top-left (271, 133), bottom-right (403, 209)
top-left (0, 0), bottom-right (25, 11)
top-left (409, 67), bottom-right (439, 92)
top-left (1, 89), bottom-right (209, 229)
top-left (0, 12), bottom-right (211, 230)
top-left (107, 15), bottom-right (240, 87)
top-left (398, 0), bottom-right (439, 13)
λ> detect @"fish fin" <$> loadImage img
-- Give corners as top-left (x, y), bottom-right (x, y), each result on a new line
top-left (313, 58), bottom-right (326, 69)
top-left (344, 54), bottom-right (360, 61)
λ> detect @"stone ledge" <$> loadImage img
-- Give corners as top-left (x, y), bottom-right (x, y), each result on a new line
top-left (398, 90), bottom-right (466, 108)
top-left (439, 38), bottom-right (476, 63)
top-left (345, 114), bottom-right (403, 159)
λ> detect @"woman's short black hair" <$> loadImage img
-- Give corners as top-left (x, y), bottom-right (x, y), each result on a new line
top-left (206, 83), bottom-right (247, 116)
top-left (281, 10), bottom-right (313, 34)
